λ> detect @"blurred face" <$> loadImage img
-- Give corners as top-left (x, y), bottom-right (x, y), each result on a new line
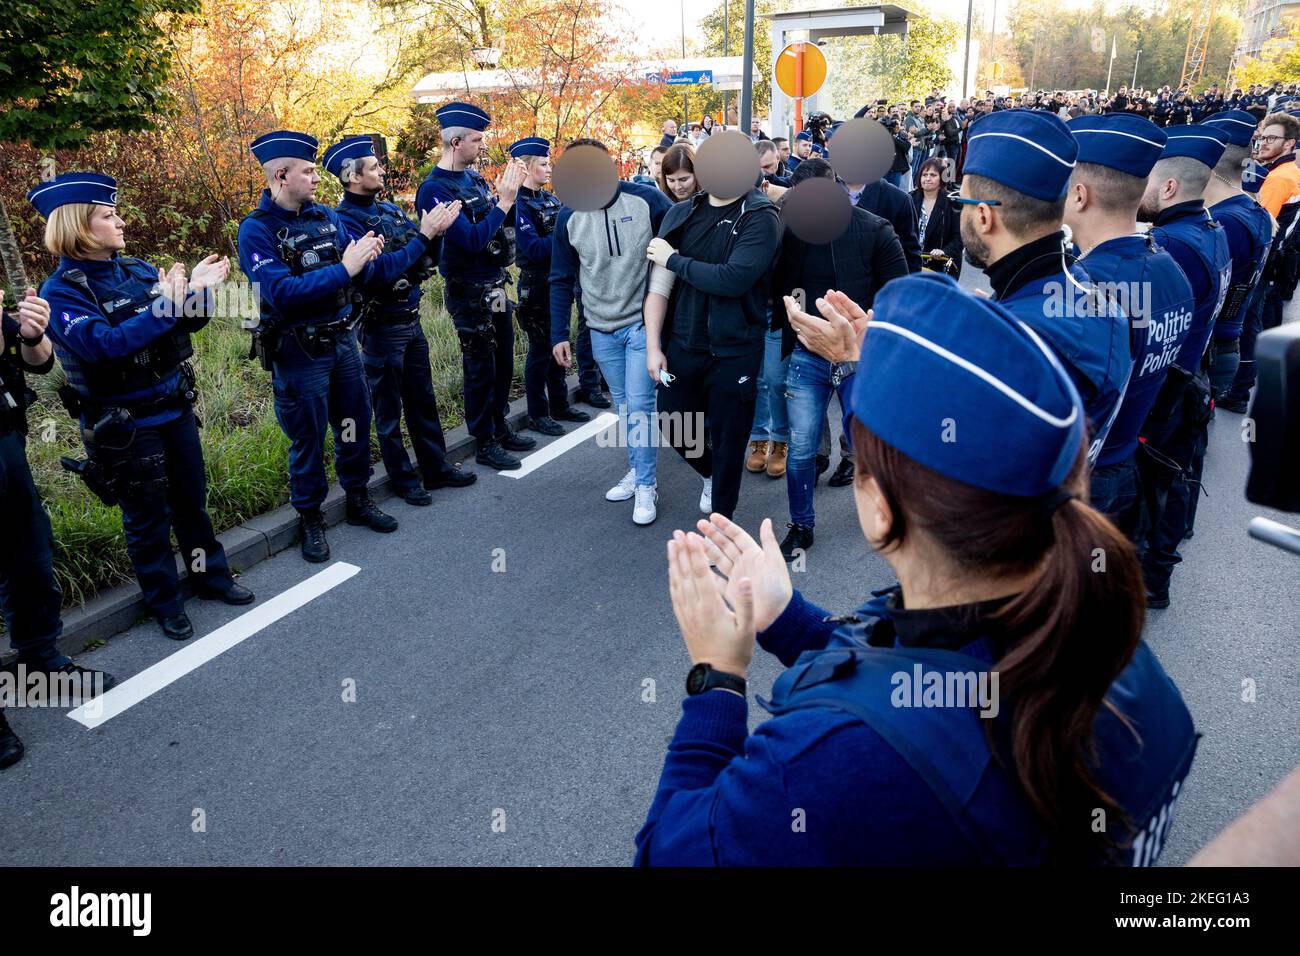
top-left (665, 168), bottom-right (696, 200)
top-left (88, 204), bottom-right (126, 254)
top-left (273, 158), bottom-right (321, 205)
top-left (759, 149), bottom-right (778, 175)
top-left (664, 119), bottom-right (677, 135)
top-left (1255, 123), bottom-right (1295, 163)
top-left (920, 166), bottom-right (942, 193)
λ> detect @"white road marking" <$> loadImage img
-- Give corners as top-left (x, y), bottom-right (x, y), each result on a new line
top-left (501, 412), bottom-right (619, 479)
top-left (66, 562), bottom-right (361, 729)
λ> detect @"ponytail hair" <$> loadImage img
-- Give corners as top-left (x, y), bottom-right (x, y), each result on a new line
top-left (851, 419), bottom-right (1145, 861)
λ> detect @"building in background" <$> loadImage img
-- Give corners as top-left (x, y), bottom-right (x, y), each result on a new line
top-left (1234, 0), bottom-right (1300, 64)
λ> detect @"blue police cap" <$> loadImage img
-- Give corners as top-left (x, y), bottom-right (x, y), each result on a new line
top-left (1067, 113), bottom-right (1166, 177)
top-left (795, 130), bottom-right (813, 143)
top-left (963, 109), bottom-right (1078, 202)
top-left (847, 272), bottom-right (1084, 497)
top-left (435, 101), bottom-right (490, 132)
top-left (250, 130), bottom-right (319, 165)
top-left (323, 135), bottom-right (376, 179)
top-left (1201, 110), bottom-right (1258, 147)
top-left (1160, 124), bottom-right (1228, 168)
top-left (26, 172), bottom-right (118, 218)
top-left (508, 136), bottom-right (550, 159)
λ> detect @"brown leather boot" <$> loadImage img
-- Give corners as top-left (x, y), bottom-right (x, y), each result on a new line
top-left (745, 439), bottom-right (769, 473)
top-left (766, 441), bottom-right (789, 478)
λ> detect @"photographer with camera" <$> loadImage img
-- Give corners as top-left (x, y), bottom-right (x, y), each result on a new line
top-left (35, 172), bottom-right (255, 640)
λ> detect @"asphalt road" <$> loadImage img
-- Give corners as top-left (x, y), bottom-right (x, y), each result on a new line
top-left (2, 268), bottom-right (1296, 867)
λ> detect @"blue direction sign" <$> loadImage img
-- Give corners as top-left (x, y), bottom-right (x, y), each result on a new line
top-left (646, 69), bottom-right (714, 86)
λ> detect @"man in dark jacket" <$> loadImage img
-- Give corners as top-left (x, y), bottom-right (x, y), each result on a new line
top-left (643, 170), bottom-right (783, 520)
top-left (769, 158), bottom-right (908, 558)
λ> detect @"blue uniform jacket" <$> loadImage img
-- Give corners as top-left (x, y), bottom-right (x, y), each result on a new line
top-left (1081, 234), bottom-right (1196, 467)
top-left (635, 587), bottom-right (1197, 866)
top-left (1150, 200), bottom-right (1232, 371)
top-left (513, 185), bottom-right (561, 272)
top-left (415, 165), bottom-right (506, 282)
top-left (41, 255), bottom-right (212, 427)
top-left (1208, 193), bottom-right (1275, 342)
top-left (988, 233), bottom-right (1131, 442)
top-left (236, 190), bottom-right (369, 329)
top-left (334, 191), bottom-right (439, 316)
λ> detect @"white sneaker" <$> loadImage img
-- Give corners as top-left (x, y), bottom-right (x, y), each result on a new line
top-left (699, 476), bottom-right (713, 514)
top-left (606, 468), bottom-right (636, 501)
top-left (632, 485), bottom-right (658, 525)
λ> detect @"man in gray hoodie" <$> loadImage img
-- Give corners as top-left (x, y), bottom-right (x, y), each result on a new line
top-left (551, 139), bottom-right (674, 525)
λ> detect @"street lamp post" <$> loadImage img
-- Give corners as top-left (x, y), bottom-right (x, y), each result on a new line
top-left (740, 0), bottom-right (754, 135)
top-left (1132, 49), bottom-right (1142, 89)
top-left (681, 0), bottom-right (688, 128)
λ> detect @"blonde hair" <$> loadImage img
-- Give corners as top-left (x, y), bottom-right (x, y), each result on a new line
top-left (44, 203), bottom-right (110, 259)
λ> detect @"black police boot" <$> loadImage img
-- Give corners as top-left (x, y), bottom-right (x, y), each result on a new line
top-left (1217, 393), bottom-right (1249, 413)
top-left (194, 583), bottom-right (256, 605)
top-left (554, 405), bottom-right (592, 423)
top-left (22, 662), bottom-right (119, 704)
top-left (158, 612), bottom-right (194, 641)
top-left (828, 457), bottom-right (855, 487)
top-left (425, 465), bottom-right (478, 489)
top-left (498, 429), bottom-right (537, 452)
top-left (346, 490), bottom-right (399, 533)
top-left (813, 454), bottom-right (831, 486)
top-left (583, 390), bottom-right (613, 409)
top-left (1146, 590), bottom-right (1171, 610)
top-left (475, 441), bottom-right (522, 471)
top-left (299, 509), bottom-right (330, 563)
top-left (780, 523), bottom-right (815, 562)
top-left (0, 710), bottom-right (24, 770)
top-left (526, 416), bottom-right (566, 436)
top-left (399, 486), bottom-right (433, 507)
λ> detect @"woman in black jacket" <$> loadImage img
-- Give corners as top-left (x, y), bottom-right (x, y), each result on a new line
top-left (909, 157), bottom-right (962, 279)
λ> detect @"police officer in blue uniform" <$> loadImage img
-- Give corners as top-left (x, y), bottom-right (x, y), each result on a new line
top-left (32, 173), bottom-right (254, 640)
top-left (1134, 124), bottom-right (1233, 609)
top-left (1, 288), bottom-right (117, 767)
top-left (1201, 111), bottom-right (1274, 411)
top-left (324, 134), bottom-right (477, 507)
top-left (1064, 114), bottom-right (1195, 536)
top-left (238, 131), bottom-right (398, 563)
top-left (416, 102), bottom-right (536, 471)
top-left (509, 136), bottom-right (591, 436)
top-left (638, 273), bottom-right (1197, 865)
top-left (959, 110), bottom-right (1131, 446)
top-left (1200, 111), bottom-right (1276, 401)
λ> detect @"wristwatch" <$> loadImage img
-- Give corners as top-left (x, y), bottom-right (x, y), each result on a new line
top-left (18, 329), bottom-right (44, 346)
top-left (686, 663), bottom-right (746, 697)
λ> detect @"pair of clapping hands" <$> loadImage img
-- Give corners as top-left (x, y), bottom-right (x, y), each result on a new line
top-left (782, 289), bottom-right (872, 363)
top-left (154, 255), bottom-right (232, 306)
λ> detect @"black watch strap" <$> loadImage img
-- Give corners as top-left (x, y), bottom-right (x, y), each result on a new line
top-left (686, 663), bottom-right (747, 697)
top-left (19, 330), bottom-right (45, 346)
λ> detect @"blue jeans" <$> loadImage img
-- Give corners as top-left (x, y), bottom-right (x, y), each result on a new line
top-left (272, 326), bottom-right (375, 512)
top-left (750, 328), bottom-right (790, 443)
top-left (785, 347), bottom-right (854, 528)
top-left (589, 322), bottom-right (656, 488)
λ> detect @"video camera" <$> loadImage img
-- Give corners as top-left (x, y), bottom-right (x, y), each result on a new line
top-left (1245, 324), bottom-right (1300, 555)
top-left (804, 111), bottom-right (834, 146)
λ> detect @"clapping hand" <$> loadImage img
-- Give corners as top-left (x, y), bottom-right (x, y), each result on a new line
top-left (667, 528), bottom-right (756, 677)
top-left (16, 288), bottom-right (50, 339)
top-left (189, 254), bottom-right (230, 294)
top-left (783, 289), bottom-right (872, 363)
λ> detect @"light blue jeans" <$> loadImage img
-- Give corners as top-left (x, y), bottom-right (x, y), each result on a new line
top-left (589, 321), bottom-right (657, 488)
top-left (785, 346), bottom-right (854, 528)
top-left (749, 328), bottom-right (790, 443)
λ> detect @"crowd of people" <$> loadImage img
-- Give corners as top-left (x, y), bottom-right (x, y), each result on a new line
top-left (3, 84), bottom-right (1299, 865)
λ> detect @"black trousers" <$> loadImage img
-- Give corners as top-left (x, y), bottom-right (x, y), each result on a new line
top-left (657, 341), bottom-right (762, 520)
top-left (89, 406), bottom-right (234, 618)
top-left (517, 275), bottom-right (570, 420)
top-left (0, 428), bottom-right (68, 668)
top-left (360, 315), bottom-right (453, 491)
top-left (444, 278), bottom-right (514, 445)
